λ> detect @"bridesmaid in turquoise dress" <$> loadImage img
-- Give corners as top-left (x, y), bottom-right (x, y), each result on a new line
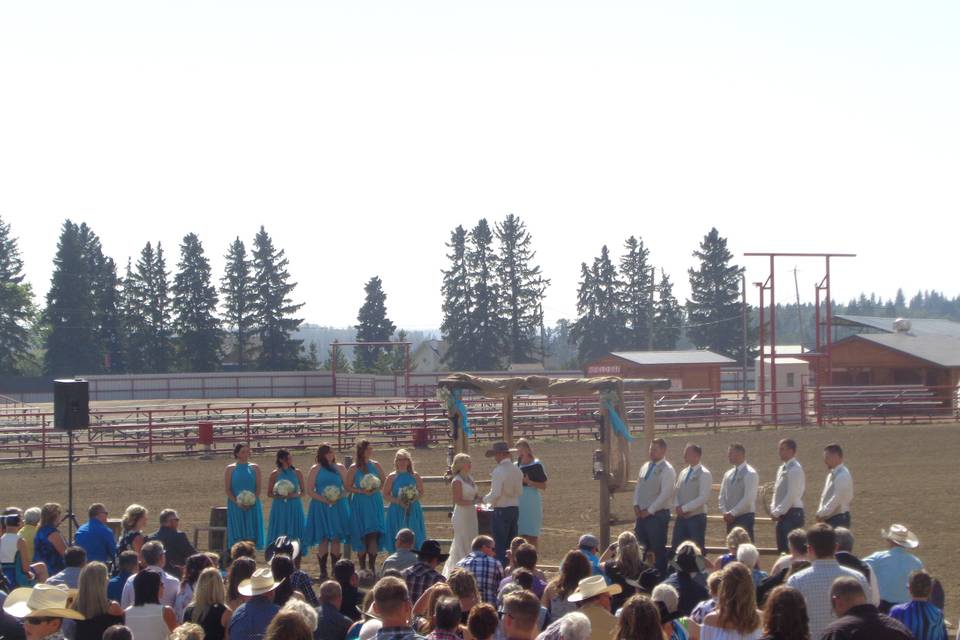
top-left (516, 438), bottom-right (548, 548)
top-left (225, 443), bottom-right (265, 550)
top-left (383, 448), bottom-right (426, 553)
top-left (303, 443), bottom-right (351, 581)
top-left (267, 449), bottom-right (306, 545)
top-left (345, 439), bottom-right (386, 572)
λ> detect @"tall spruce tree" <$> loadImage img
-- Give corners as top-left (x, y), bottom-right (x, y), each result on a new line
top-left (173, 233), bottom-right (222, 371)
top-left (354, 276), bottom-right (396, 373)
top-left (44, 221), bottom-right (102, 376)
top-left (252, 226), bottom-right (304, 370)
top-left (321, 340), bottom-right (351, 372)
top-left (221, 238), bottom-right (256, 370)
top-left (91, 250), bottom-right (125, 373)
top-left (495, 214), bottom-right (549, 364)
top-left (652, 269), bottom-right (683, 349)
top-left (127, 242), bottom-right (173, 372)
top-left (570, 246), bottom-right (625, 363)
top-left (619, 235), bottom-right (654, 350)
top-left (121, 258), bottom-right (148, 372)
top-left (686, 227), bottom-right (743, 358)
top-left (0, 217), bottom-right (35, 374)
top-left (440, 225), bottom-right (474, 371)
top-left (467, 219), bottom-right (504, 370)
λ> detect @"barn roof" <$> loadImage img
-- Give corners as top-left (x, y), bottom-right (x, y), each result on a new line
top-left (609, 350), bottom-right (736, 366)
top-left (836, 333), bottom-right (960, 368)
top-left (833, 314), bottom-right (960, 338)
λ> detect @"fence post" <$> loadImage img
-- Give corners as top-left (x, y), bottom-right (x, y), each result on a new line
top-left (245, 407), bottom-right (251, 448)
top-left (41, 413), bottom-right (47, 469)
top-left (713, 394), bottom-right (718, 433)
top-left (337, 404), bottom-right (343, 450)
top-left (148, 411), bottom-right (154, 463)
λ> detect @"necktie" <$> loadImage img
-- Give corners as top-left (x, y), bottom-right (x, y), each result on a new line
top-left (644, 462), bottom-right (656, 481)
top-left (685, 467), bottom-right (694, 484)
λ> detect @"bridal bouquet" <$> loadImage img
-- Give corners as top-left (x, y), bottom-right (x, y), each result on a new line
top-left (399, 485), bottom-right (419, 508)
top-left (274, 479), bottom-right (295, 497)
top-left (322, 485), bottom-right (342, 502)
top-left (237, 490), bottom-right (257, 507)
top-left (359, 474), bottom-right (381, 492)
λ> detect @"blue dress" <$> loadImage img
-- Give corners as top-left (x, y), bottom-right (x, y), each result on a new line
top-left (349, 462), bottom-right (385, 552)
top-left (383, 472), bottom-right (426, 553)
top-left (34, 526), bottom-right (65, 575)
top-left (518, 459), bottom-right (545, 536)
top-left (303, 465), bottom-right (352, 547)
top-left (267, 467), bottom-right (305, 545)
top-left (227, 463), bottom-right (265, 550)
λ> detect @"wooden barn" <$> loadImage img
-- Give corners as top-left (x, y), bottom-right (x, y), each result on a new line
top-left (585, 350), bottom-right (735, 392)
top-left (828, 333), bottom-right (960, 388)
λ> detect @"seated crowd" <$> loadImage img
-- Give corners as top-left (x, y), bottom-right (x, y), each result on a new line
top-left (0, 500), bottom-right (951, 640)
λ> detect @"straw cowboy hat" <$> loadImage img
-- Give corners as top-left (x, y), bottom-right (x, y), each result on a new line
top-left (567, 575), bottom-right (622, 602)
top-left (3, 584), bottom-right (84, 620)
top-left (484, 442), bottom-right (517, 458)
top-left (238, 568), bottom-right (283, 597)
top-left (882, 524), bottom-right (919, 549)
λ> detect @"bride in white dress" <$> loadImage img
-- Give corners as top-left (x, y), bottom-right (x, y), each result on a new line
top-left (443, 453), bottom-right (479, 576)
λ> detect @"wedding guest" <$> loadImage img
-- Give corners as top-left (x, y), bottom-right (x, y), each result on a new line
top-left (316, 580), bottom-right (353, 640)
top-left (225, 443), bottom-right (265, 551)
top-left (863, 524), bottom-right (924, 612)
top-left (34, 503), bottom-right (67, 576)
top-left (736, 544), bottom-right (768, 587)
top-left (264, 609), bottom-right (313, 640)
top-left (770, 530), bottom-right (807, 576)
top-left (371, 576), bottom-right (424, 640)
top-left (403, 540), bottom-right (448, 605)
top-left (614, 594), bottom-right (662, 640)
top-left (456, 536), bottom-right (502, 605)
top-left (229, 568), bottom-right (282, 640)
top-left (16, 507), bottom-right (41, 587)
top-left (384, 449), bottom-right (427, 554)
top-left (346, 440), bottom-right (386, 572)
top-left (672, 443), bottom-right (712, 553)
top-left (108, 552), bottom-right (139, 603)
top-left (183, 567), bottom-right (230, 640)
top-left (770, 440), bottom-right (805, 555)
top-left (663, 542), bottom-right (708, 617)
top-left (690, 571), bottom-right (723, 624)
top-left (266, 535), bottom-right (318, 606)
top-left (149, 509), bottom-right (198, 579)
top-left (599, 531), bottom-right (646, 612)
top-left (426, 597), bottom-right (461, 640)
top-left (576, 535), bottom-right (602, 577)
top-left (304, 444), bottom-right (351, 581)
top-left (334, 559), bottom-right (364, 622)
top-left (45, 546), bottom-right (86, 588)
top-left (820, 577), bottom-right (911, 640)
top-left (567, 575), bottom-right (620, 640)
top-left (833, 528), bottom-right (879, 606)
top-left (759, 586), bottom-right (809, 640)
top-left (651, 583), bottom-right (686, 640)
top-left (124, 570), bottom-right (178, 640)
top-left (700, 562), bottom-right (763, 639)
top-left (501, 590), bottom-right (541, 640)
top-left (541, 551), bottom-right (592, 621)
top-left (120, 541), bottom-right (179, 609)
top-left (483, 442), bottom-right (523, 567)
top-left (468, 603), bottom-right (500, 640)
top-left (446, 568), bottom-right (481, 622)
top-left (719, 443), bottom-right (759, 540)
top-left (225, 556), bottom-right (256, 613)
top-left (515, 439), bottom-right (548, 548)
top-left (174, 553), bottom-right (214, 622)
top-left (118, 504), bottom-right (149, 561)
top-left (888, 570), bottom-right (948, 640)
top-left (632, 438), bottom-right (676, 574)
top-left (444, 454), bottom-right (479, 576)
top-left (74, 504), bottom-right (116, 565)
top-left (499, 543), bottom-right (546, 598)
top-left (269, 553), bottom-right (301, 607)
top-left (64, 561), bottom-right (124, 640)
top-left (815, 444), bottom-right (853, 529)
top-left (412, 583), bottom-right (455, 635)
top-left (267, 449), bottom-right (307, 548)
top-left (719, 528), bottom-right (751, 568)
top-left (1, 583), bottom-right (84, 640)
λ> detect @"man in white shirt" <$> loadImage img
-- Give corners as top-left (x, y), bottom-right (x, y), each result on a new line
top-left (483, 441), bottom-right (523, 567)
top-left (632, 437), bottom-right (676, 573)
top-left (671, 443), bottom-right (712, 553)
top-left (120, 540), bottom-right (180, 608)
top-left (717, 442), bottom-right (759, 541)
top-left (816, 443), bottom-right (853, 529)
top-left (770, 438), bottom-right (805, 554)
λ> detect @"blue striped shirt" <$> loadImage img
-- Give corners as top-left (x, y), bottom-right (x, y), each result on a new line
top-left (888, 600), bottom-right (947, 640)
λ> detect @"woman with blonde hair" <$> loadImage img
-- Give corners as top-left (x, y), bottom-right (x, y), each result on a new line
top-left (615, 594), bottom-right (664, 640)
top-left (118, 504), bottom-right (149, 561)
top-left (264, 610), bottom-right (313, 640)
top-left (600, 530), bottom-right (647, 611)
top-left (443, 453), bottom-right (479, 575)
top-left (184, 566), bottom-right (230, 640)
top-left (412, 583), bottom-right (455, 634)
top-left (515, 438), bottom-right (547, 547)
top-left (34, 502), bottom-right (67, 575)
top-left (66, 561), bottom-right (125, 640)
top-left (383, 448), bottom-right (426, 554)
top-left (720, 527), bottom-right (751, 568)
top-left (699, 562), bottom-right (763, 640)
top-left (15, 506), bottom-right (42, 586)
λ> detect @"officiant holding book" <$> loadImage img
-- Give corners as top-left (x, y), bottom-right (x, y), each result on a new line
top-left (515, 438), bottom-right (548, 548)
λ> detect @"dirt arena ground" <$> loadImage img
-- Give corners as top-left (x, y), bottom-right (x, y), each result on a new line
top-left (3, 421), bottom-right (957, 621)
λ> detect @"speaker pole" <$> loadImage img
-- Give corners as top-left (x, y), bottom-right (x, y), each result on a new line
top-left (68, 432), bottom-right (75, 544)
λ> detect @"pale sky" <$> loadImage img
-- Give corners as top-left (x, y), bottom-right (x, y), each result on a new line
top-left (1, 2), bottom-right (958, 330)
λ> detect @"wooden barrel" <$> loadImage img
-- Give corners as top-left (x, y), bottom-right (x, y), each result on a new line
top-left (477, 508), bottom-right (493, 536)
top-left (209, 506), bottom-right (228, 552)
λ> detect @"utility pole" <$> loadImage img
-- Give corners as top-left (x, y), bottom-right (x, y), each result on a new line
top-left (647, 266), bottom-right (656, 350)
top-left (741, 273), bottom-right (748, 401)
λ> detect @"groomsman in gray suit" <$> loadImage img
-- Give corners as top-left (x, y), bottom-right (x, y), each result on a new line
top-left (816, 443), bottom-right (853, 528)
top-left (671, 443), bottom-right (712, 553)
top-left (770, 438), bottom-right (805, 553)
top-left (718, 442), bottom-right (759, 540)
top-left (633, 437), bottom-right (676, 573)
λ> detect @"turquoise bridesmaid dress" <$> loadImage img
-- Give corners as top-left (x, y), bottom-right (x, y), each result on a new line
top-left (227, 462), bottom-right (265, 549)
top-left (267, 466), bottom-right (305, 545)
top-left (384, 472), bottom-right (427, 552)
top-left (303, 465), bottom-right (352, 548)
top-left (349, 462), bottom-right (385, 552)
top-left (518, 459), bottom-right (544, 537)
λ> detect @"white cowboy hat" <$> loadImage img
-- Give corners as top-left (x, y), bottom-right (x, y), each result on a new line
top-left (3, 584), bottom-right (84, 620)
top-left (567, 575), bottom-right (622, 602)
top-left (238, 568), bottom-right (282, 596)
top-left (882, 524), bottom-right (919, 549)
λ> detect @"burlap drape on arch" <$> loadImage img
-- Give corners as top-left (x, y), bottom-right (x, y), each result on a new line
top-left (440, 373), bottom-right (632, 490)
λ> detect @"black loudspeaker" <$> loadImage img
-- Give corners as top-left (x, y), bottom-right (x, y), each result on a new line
top-left (54, 378), bottom-right (90, 431)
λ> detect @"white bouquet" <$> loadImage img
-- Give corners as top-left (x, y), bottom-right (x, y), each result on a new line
top-left (274, 479), bottom-right (295, 497)
top-left (322, 485), bottom-right (342, 502)
top-left (237, 490), bottom-right (257, 507)
top-left (359, 474), bottom-right (381, 492)
top-left (399, 485), bottom-right (419, 508)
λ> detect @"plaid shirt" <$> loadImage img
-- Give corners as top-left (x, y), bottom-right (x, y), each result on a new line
top-left (291, 569), bottom-right (319, 606)
top-left (378, 626), bottom-right (428, 640)
top-left (787, 559), bottom-right (869, 638)
top-left (456, 551), bottom-right (503, 604)
top-left (402, 561), bottom-right (446, 604)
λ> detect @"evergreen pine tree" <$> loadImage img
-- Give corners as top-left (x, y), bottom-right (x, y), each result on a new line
top-left (495, 214), bottom-right (549, 364)
top-left (0, 217), bottom-right (35, 374)
top-left (440, 226), bottom-right (474, 371)
top-left (91, 251), bottom-right (125, 373)
top-left (221, 238), bottom-right (257, 370)
top-left (354, 276), bottom-right (396, 373)
top-left (467, 219), bottom-right (504, 370)
top-left (389, 329), bottom-right (414, 372)
top-left (686, 227), bottom-right (744, 358)
top-left (173, 233), bottom-right (222, 371)
top-left (570, 246), bottom-right (625, 363)
top-left (121, 258), bottom-right (148, 372)
top-left (321, 340), bottom-right (351, 372)
top-left (128, 242), bottom-right (174, 372)
top-left (304, 341), bottom-right (320, 370)
top-left (652, 269), bottom-right (683, 349)
top-left (252, 226), bottom-right (304, 370)
top-left (618, 235), bottom-right (654, 350)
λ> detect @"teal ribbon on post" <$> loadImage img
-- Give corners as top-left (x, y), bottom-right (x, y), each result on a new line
top-left (604, 399), bottom-right (634, 442)
top-left (452, 389), bottom-right (473, 437)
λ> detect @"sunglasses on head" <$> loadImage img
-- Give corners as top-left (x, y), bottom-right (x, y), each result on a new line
top-left (25, 617), bottom-right (56, 625)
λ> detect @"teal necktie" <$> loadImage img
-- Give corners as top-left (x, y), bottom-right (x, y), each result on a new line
top-left (644, 462), bottom-right (656, 481)
top-left (686, 467), bottom-right (695, 484)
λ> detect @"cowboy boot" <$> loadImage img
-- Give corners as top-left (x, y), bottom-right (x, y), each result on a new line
top-left (318, 553), bottom-right (329, 581)
top-left (368, 552), bottom-right (378, 576)
top-left (357, 552), bottom-right (367, 572)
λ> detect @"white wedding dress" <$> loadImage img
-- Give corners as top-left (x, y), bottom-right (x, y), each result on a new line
top-left (443, 474), bottom-right (479, 576)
